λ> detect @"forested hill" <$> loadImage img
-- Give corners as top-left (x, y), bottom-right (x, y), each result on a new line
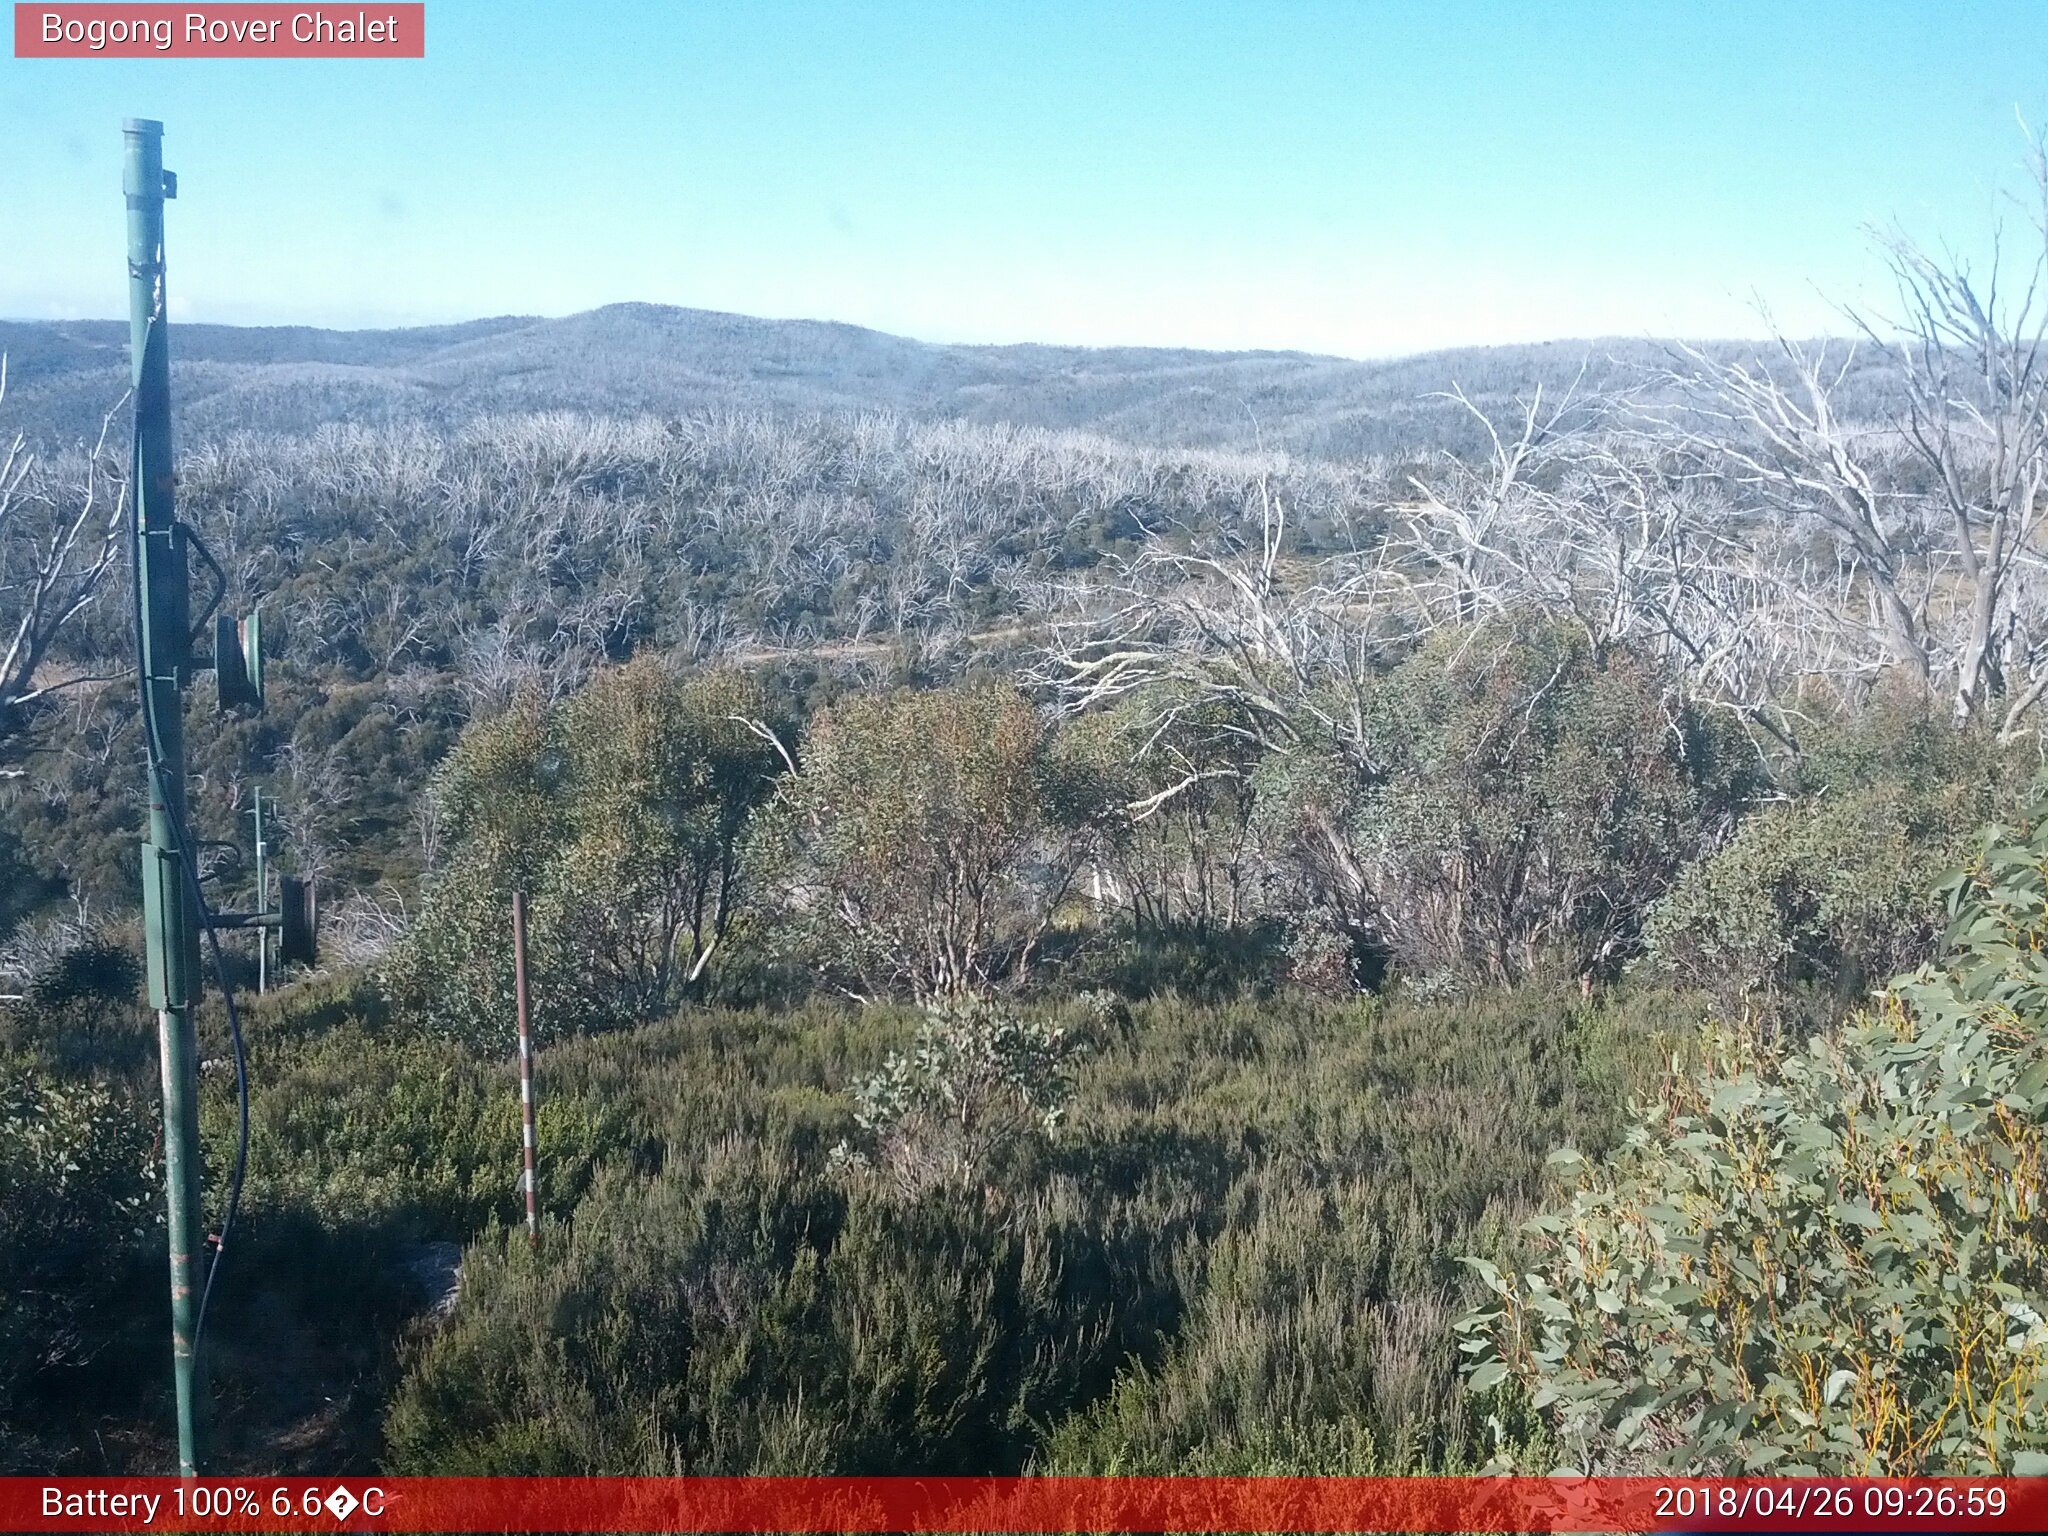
top-left (0, 303), bottom-right (1888, 458)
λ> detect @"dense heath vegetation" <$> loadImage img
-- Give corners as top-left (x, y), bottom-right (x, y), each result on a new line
top-left (9, 206), bottom-right (2048, 1477)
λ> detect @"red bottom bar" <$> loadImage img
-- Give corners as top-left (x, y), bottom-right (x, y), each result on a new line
top-left (6, 1475), bottom-right (2045, 1534)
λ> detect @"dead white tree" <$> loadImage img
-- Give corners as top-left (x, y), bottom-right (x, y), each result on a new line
top-left (1872, 210), bottom-right (2048, 736)
top-left (0, 361), bottom-right (130, 765)
top-left (1399, 258), bottom-right (2048, 756)
top-left (1654, 151), bottom-right (2048, 741)
top-left (1654, 336), bottom-right (1940, 708)
top-left (1036, 477), bottom-right (1405, 775)
top-left (1387, 380), bottom-right (1825, 749)
top-left (1393, 376), bottom-right (1594, 627)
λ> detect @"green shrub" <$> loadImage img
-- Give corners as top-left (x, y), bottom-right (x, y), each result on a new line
top-left (1642, 702), bottom-right (2020, 1009)
top-left (386, 1151), bottom-right (1143, 1474)
top-left (1049, 918), bottom-right (1286, 1002)
top-left (1040, 1169), bottom-right (1458, 1472)
top-left (0, 923), bottom-right (1669, 1471)
top-left (1459, 790), bottom-right (2048, 1474)
top-left (747, 684), bottom-right (1099, 1000)
top-left (836, 999), bottom-right (1089, 1197)
top-left (1039, 983), bottom-right (1662, 1475)
top-left (0, 921), bottom-right (151, 1075)
top-left (204, 972), bottom-right (643, 1239)
top-left (383, 661), bottom-right (784, 1046)
top-left (1261, 618), bottom-right (1748, 985)
top-left (0, 1058), bottom-right (162, 1466)
top-left (374, 983), bottom-right (1661, 1477)
top-left (1054, 694), bottom-right (1264, 936)
top-left (1280, 906), bottom-right (1360, 995)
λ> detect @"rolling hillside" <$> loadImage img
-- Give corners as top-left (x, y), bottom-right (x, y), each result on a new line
top-left (0, 303), bottom-right (1893, 459)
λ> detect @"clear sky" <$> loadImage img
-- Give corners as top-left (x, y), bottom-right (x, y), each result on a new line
top-left (5, 1), bottom-right (2048, 356)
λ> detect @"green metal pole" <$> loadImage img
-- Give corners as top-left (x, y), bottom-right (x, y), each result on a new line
top-left (124, 116), bottom-right (205, 1479)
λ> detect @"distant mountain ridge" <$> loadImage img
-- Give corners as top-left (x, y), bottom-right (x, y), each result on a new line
top-left (0, 302), bottom-right (1880, 459)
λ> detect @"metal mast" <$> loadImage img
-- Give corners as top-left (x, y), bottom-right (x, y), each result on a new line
top-left (124, 116), bottom-right (206, 1478)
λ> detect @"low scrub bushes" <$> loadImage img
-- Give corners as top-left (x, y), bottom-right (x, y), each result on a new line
top-left (385, 1149), bottom-right (1159, 1474)
top-left (387, 981), bottom-right (1661, 1474)
top-left (1642, 700), bottom-right (2023, 1011)
top-left (835, 998), bottom-right (1092, 1197)
top-left (1463, 787), bottom-right (2048, 1474)
top-left (0, 1059), bottom-right (162, 1469)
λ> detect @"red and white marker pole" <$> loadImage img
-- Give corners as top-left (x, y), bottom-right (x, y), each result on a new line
top-left (512, 891), bottom-right (539, 1250)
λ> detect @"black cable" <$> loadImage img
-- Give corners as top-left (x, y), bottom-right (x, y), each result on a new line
top-left (188, 848), bottom-right (249, 1351)
top-left (129, 318), bottom-right (250, 1358)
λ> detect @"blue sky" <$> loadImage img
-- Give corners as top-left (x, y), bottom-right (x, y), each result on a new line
top-left (4, 1), bottom-right (2047, 356)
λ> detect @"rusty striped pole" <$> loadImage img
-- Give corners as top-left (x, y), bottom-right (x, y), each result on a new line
top-left (512, 891), bottom-right (539, 1250)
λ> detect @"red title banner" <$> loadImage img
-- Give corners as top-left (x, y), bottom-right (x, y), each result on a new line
top-left (3, 1476), bottom-right (2046, 1533)
top-left (14, 4), bottom-right (422, 57)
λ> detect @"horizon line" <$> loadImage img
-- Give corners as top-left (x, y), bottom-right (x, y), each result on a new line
top-left (0, 300), bottom-right (1863, 369)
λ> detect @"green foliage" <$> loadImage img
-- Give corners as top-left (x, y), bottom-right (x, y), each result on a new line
top-left (1042, 984), bottom-right (1654, 1475)
top-left (366, 975), bottom-right (1663, 1477)
top-left (1643, 790), bottom-right (1948, 1011)
top-left (379, 698), bottom-right (552, 1047)
top-left (0, 913), bottom-right (1667, 1474)
top-left (1053, 918), bottom-right (1287, 1003)
top-left (545, 663), bottom-right (784, 1014)
top-left (0, 1058), bottom-right (161, 1463)
top-left (209, 974), bottom-right (640, 1238)
top-left (5, 929), bottom-right (148, 1074)
top-left (383, 660), bottom-right (784, 1045)
top-left (386, 1150), bottom-right (1139, 1475)
top-left (1265, 619), bottom-right (1745, 984)
top-left (1281, 906), bottom-right (1361, 995)
top-left (837, 998), bottom-right (1090, 1196)
top-left (1042, 1170), bottom-right (1453, 1473)
top-left (219, 1021), bottom-right (519, 1234)
top-left (749, 684), bottom-right (1096, 1000)
top-left (27, 934), bottom-right (142, 1017)
top-left (1459, 789), bottom-right (2048, 1474)
top-left (1643, 701), bottom-right (2021, 1008)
